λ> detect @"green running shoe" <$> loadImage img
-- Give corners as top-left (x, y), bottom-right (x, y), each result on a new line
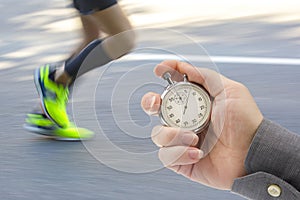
top-left (24, 112), bottom-right (94, 141)
top-left (24, 113), bottom-right (56, 136)
top-left (34, 64), bottom-right (70, 128)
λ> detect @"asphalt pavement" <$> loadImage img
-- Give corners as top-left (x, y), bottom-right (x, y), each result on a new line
top-left (1, 1), bottom-right (300, 200)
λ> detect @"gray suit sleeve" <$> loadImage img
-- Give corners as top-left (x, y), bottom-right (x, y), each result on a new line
top-left (231, 118), bottom-right (300, 200)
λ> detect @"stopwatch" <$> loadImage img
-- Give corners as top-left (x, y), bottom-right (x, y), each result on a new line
top-left (159, 72), bottom-right (212, 133)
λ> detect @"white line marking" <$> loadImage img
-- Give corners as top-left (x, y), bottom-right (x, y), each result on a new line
top-left (123, 53), bottom-right (300, 65)
top-left (212, 56), bottom-right (300, 65)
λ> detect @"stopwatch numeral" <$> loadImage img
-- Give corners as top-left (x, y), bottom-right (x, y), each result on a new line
top-left (184, 89), bottom-right (188, 93)
top-left (167, 105), bottom-right (173, 110)
top-left (192, 92), bottom-right (196, 96)
top-left (175, 119), bottom-right (180, 124)
top-left (198, 97), bottom-right (203, 101)
top-left (169, 113), bottom-right (174, 118)
top-left (200, 105), bottom-right (205, 110)
top-left (184, 121), bottom-right (188, 126)
top-left (198, 113), bottom-right (203, 118)
top-left (169, 97), bottom-right (174, 102)
top-left (192, 119), bottom-right (197, 124)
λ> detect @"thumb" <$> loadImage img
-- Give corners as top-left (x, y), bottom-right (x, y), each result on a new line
top-left (141, 92), bottom-right (161, 115)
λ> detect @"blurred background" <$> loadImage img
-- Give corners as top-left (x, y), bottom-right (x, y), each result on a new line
top-left (1, 0), bottom-right (300, 199)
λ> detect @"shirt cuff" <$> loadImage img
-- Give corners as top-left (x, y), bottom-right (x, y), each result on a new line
top-left (232, 171), bottom-right (300, 200)
top-left (231, 118), bottom-right (300, 199)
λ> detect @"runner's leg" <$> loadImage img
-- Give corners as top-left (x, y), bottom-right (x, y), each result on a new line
top-left (56, 3), bottom-right (135, 85)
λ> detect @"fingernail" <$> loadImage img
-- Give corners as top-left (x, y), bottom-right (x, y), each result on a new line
top-left (182, 134), bottom-right (196, 146)
top-left (188, 149), bottom-right (203, 160)
top-left (149, 95), bottom-right (156, 109)
top-left (146, 96), bottom-right (157, 115)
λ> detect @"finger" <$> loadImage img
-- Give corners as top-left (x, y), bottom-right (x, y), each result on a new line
top-left (151, 126), bottom-right (199, 147)
top-left (154, 60), bottom-right (195, 80)
top-left (140, 92), bottom-right (161, 115)
top-left (158, 146), bottom-right (204, 167)
top-left (154, 60), bottom-right (226, 97)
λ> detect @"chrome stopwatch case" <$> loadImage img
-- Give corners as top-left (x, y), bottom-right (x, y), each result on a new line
top-left (159, 72), bottom-right (212, 133)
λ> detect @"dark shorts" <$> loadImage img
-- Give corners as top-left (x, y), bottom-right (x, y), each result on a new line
top-left (73, 0), bottom-right (118, 15)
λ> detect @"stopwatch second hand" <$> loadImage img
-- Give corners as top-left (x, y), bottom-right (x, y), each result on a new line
top-left (183, 87), bottom-right (191, 115)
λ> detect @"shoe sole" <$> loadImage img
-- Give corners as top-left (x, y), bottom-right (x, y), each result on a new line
top-left (23, 124), bottom-right (86, 141)
top-left (23, 124), bottom-right (55, 136)
top-left (54, 137), bottom-right (84, 141)
top-left (34, 67), bottom-right (64, 128)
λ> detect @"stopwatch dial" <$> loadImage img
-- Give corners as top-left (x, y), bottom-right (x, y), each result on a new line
top-left (161, 83), bottom-right (211, 132)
